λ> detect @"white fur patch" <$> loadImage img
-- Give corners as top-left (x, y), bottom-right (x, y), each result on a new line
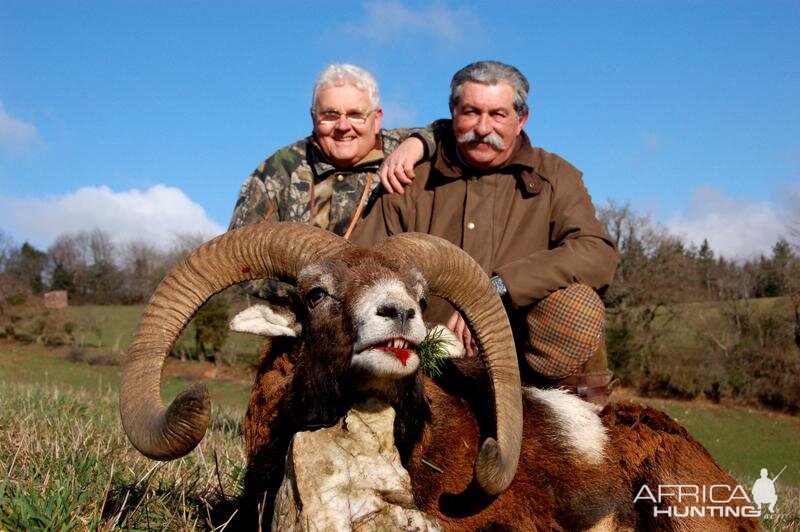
top-left (352, 279), bottom-right (426, 354)
top-left (428, 325), bottom-right (465, 359)
top-left (524, 387), bottom-right (607, 465)
top-left (229, 304), bottom-right (298, 337)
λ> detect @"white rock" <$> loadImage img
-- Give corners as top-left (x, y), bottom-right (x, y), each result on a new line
top-left (272, 399), bottom-right (442, 531)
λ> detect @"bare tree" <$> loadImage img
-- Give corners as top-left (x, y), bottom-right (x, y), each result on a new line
top-left (45, 229), bottom-right (120, 303)
top-left (120, 240), bottom-right (168, 302)
top-left (596, 201), bottom-right (693, 377)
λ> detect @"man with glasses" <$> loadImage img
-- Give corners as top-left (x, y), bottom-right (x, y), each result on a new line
top-left (228, 63), bottom-right (435, 301)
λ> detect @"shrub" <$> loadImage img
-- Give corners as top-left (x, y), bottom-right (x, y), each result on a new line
top-left (194, 296), bottom-right (230, 362)
top-left (66, 348), bottom-right (86, 363)
top-left (43, 334), bottom-right (66, 347)
top-left (13, 333), bottom-right (34, 344)
top-left (4, 293), bottom-right (26, 306)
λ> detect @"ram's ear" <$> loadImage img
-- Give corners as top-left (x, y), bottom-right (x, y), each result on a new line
top-left (428, 324), bottom-right (466, 359)
top-left (229, 304), bottom-right (301, 337)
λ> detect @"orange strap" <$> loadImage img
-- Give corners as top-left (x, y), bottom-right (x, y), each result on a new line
top-left (343, 172), bottom-right (373, 240)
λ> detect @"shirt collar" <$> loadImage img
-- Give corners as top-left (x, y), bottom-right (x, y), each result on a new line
top-left (308, 133), bottom-right (384, 179)
top-left (433, 129), bottom-right (543, 194)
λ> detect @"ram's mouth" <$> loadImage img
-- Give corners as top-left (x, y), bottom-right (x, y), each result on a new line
top-left (370, 337), bottom-right (418, 366)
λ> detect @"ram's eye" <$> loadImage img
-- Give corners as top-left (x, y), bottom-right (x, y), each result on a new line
top-left (305, 287), bottom-right (327, 308)
top-left (419, 297), bottom-right (428, 311)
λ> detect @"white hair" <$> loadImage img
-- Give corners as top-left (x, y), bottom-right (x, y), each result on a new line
top-left (311, 64), bottom-right (381, 110)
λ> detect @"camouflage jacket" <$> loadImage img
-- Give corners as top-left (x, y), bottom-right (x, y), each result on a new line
top-left (228, 127), bottom-right (436, 300)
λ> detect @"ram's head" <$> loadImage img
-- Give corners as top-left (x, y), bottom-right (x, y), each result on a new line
top-left (119, 222), bottom-right (522, 495)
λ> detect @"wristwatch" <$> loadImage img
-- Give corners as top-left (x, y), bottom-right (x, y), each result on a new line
top-left (490, 275), bottom-right (509, 303)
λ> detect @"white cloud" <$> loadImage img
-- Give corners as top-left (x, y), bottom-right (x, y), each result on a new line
top-left (0, 101), bottom-right (43, 155)
top-left (353, 1), bottom-right (483, 45)
top-left (665, 187), bottom-right (788, 260)
top-left (0, 185), bottom-right (224, 250)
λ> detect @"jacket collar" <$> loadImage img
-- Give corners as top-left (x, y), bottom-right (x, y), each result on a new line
top-left (307, 133), bottom-right (384, 179)
top-left (434, 129), bottom-right (544, 195)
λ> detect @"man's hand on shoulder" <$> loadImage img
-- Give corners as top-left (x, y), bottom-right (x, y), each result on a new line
top-left (380, 137), bottom-right (425, 194)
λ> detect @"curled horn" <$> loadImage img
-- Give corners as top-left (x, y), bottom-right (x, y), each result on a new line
top-left (377, 233), bottom-right (523, 496)
top-left (120, 223), bottom-right (349, 460)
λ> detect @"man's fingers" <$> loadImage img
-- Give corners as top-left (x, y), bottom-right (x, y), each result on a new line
top-left (454, 314), bottom-right (475, 357)
top-left (446, 311), bottom-right (459, 331)
top-left (381, 137), bottom-right (423, 194)
top-left (379, 166), bottom-right (392, 191)
top-left (402, 161), bottom-right (416, 182)
top-left (446, 311), bottom-right (476, 356)
top-left (461, 323), bottom-right (474, 357)
top-left (454, 314), bottom-right (467, 338)
top-left (379, 166), bottom-right (404, 194)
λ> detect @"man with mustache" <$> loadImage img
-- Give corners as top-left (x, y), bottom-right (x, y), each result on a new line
top-left (353, 61), bottom-right (620, 404)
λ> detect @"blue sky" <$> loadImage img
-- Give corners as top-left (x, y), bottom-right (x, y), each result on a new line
top-left (1, 1), bottom-right (798, 259)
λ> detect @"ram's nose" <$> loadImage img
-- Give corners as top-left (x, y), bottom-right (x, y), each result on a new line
top-left (376, 303), bottom-right (416, 328)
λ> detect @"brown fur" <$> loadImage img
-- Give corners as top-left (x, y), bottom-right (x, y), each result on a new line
top-left (242, 356), bottom-right (761, 531)
top-left (236, 247), bottom-right (761, 530)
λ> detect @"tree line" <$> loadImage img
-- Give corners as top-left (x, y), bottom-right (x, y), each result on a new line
top-left (2, 201), bottom-right (798, 309)
top-left (0, 229), bottom-right (205, 305)
top-left (2, 203), bottom-right (799, 408)
top-left (596, 201), bottom-right (800, 410)
top-left (597, 200), bottom-right (800, 307)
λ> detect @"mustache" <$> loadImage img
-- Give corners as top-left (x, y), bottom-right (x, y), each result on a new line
top-left (457, 130), bottom-right (506, 150)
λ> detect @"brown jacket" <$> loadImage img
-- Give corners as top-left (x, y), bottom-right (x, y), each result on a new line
top-left (351, 128), bottom-right (619, 324)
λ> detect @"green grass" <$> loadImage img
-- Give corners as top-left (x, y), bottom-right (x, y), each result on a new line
top-left (0, 364), bottom-right (247, 530)
top-left (62, 303), bottom-right (263, 361)
top-left (636, 396), bottom-right (800, 529)
top-left (63, 304), bottom-right (145, 354)
top-left (641, 398), bottom-right (800, 488)
top-left (0, 343), bottom-right (252, 412)
top-left (3, 299), bottom-right (263, 364)
top-left (2, 340), bottom-right (799, 528)
top-left (612, 296), bottom-right (796, 358)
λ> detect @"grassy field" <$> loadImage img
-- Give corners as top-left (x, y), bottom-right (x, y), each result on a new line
top-left (0, 343), bottom-right (248, 530)
top-left (61, 303), bottom-right (263, 362)
top-left (638, 395), bottom-right (800, 487)
top-left (3, 299), bottom-right (264, 366)
top-left (2, 298), bottom-right (799, 529)
top-left (645, 296), bottom-right (795, 356)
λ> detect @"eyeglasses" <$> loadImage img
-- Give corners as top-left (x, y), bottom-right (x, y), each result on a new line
top-left (314, 109), bottom-right (375, 125)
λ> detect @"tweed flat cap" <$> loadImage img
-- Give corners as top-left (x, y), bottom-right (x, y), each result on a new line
top-left (524, 283), bottom-right (605, 379)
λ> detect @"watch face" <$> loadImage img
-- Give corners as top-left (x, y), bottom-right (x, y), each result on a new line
top-left (491, 276), bottom-right (508, 296)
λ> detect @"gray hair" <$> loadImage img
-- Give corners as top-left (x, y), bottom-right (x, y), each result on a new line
top-left (449, 61), bottom-right (529, 118)
top-left (311, 64), bottom-right (381, 110)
